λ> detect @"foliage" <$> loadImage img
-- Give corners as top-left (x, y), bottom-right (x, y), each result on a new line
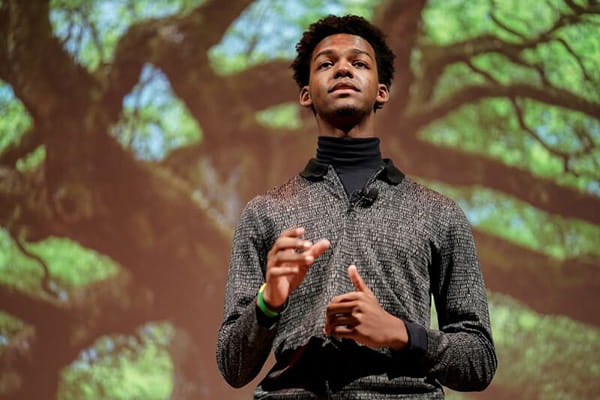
top-left (429, 291), bottom-right (600, 400)
top-left (111, 64), bottom-right (203, 161)
top-left (422, 181), bottom-right (600, 260)
top-left (420, 97), bottom-right (600, 194)
top-left (0, 229), bottom-right (119, 296)
top-left (48, 1), bottom-right (204, 161)
top-left (0, 83), bottom-right (31, 152)
top-left (58, 323), bottom-right (174, 400)
top-left (0, 0), bottom-right (598, 399)
top-left (50, 0), bottom-right (204, 70)
top-left (0, 312), bottom-right (25, 348)
top-left (431, 292), bottom-right (600, 400)
top-left (488, 292), bottom-right (600, 400)
top-left (256, 102), bottom-right (303, 131)
top-left (209, 0), bottom-right (378, 75)
top-left (420, 0), bottom-right (600, 194)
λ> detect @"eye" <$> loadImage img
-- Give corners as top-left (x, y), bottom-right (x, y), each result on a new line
top-left (353, 61), bottom-right (368, 68)
top-left (317, 61), bottom-right (333, 69)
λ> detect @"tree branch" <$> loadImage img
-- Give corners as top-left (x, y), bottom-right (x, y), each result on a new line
top-left (464, 59), bottom-right (500, 85)
top-left (224, 61), bottom-right (298, 111)
top-left (0, 276), bottom-right (160, 400)
top-left (0, 284), bottom-right (68, 329)
top-left (384, 136), bottom-right (600, 225)
top-left (0, 1), bottom-right (9, 81)
top-left (489, 1), bottom-right (527, 40)
top-left (474, 229), bottom-right (600, 326)
top-left (0, 127), bottom-right (42, 169)
top-left (553, 37), bottom-right (593, 82)
top-left (404, 83), bottom-right (600, 133)
top-left (373, 0), bottom-right (428, 113)
top-left (13, 236), bottom-right (59, 298)
top-left (103, 0), bottom-right (254, 124)
top-left (0, 166), bottom-right (56, 242)
top-left (413, 0), bottom-right (599, 105)
top-left (510, 98), bottom-right (556, 155)
top-left (1, 0), bottom-right (98, 121)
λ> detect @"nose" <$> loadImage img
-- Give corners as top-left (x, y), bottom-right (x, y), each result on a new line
top-left (334, 60), bottom-right (353, 79)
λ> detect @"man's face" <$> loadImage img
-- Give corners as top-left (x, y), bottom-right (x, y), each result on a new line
top-left (300, 33), bottom-right (389, 124)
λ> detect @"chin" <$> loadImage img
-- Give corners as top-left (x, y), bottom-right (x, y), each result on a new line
top-left (334, 105), bottom-right (361, 117)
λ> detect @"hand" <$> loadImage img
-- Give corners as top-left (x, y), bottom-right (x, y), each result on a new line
top-left (325, 265), bottom-right (408, 350)
top-left (262, 227), bottom-right (330, 309)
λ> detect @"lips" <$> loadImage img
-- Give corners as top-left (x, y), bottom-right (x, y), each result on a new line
top-left (329, 81), bottom-right (359, 93)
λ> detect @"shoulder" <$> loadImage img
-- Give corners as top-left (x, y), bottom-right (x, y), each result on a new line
top-left (245, 175), bottom-right (308, 211)
top-left (239, 174), bottom-right (310, 227)
top-left (235, 175), bottom-right (311, 245)
top-left (386, 176), bottom-right (474, 239)
top-left (394, 176), bottom-right (461, 215)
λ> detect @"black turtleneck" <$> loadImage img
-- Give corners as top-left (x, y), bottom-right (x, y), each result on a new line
top-left (316, 136), bottom-right (383, 200)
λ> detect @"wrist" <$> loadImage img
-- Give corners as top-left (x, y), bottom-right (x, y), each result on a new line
top-left (257, 283), bottom-right (282, 318)
top-left (387, 317), bottom-right (409, 351)
top-left (262, 283), bottom-right (284, 311)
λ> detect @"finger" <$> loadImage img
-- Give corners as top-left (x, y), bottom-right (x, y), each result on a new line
top-left (280, 227), bottom-right (305, 238)
top-left (329, 325), bottom-right (356, 338)
top-left (325, 324), bottom-right (354, 336)
top-left (271, 237), bottom-right (312, 254)
top-left (348, 265), bottom-right (374, 295)
top-left (325, 303), bottom-right (355, 318)
top-left (305, 239), bottom-right (330, 258)
top-left (267, 266), bottom-right (301, 277)
top-left (324, 313), bottom-right (356, 334)
top-left (328, 292), bottom-right (361, 305)
top-left (273, 251), bottom-right (314, 265)
top-left (329, 314), bottom-right (358, 328)
top-left (327, 314), bottom-right (356, 327)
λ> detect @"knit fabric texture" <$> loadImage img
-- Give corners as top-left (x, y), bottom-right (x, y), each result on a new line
top-left (216, 159), bottom-right (497, 399)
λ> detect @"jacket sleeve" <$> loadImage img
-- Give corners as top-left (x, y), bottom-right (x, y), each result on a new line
top-left (215, 201), bottom-right (279, 388)
top-left (392, 201), bottom-right (497, 391)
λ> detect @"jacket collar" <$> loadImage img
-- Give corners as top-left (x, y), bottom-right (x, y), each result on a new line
top-left (300, 158), bottom-right (405, 185)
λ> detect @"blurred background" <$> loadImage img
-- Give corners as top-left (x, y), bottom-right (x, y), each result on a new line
top-left (0, 0), bottom-right (599, 399)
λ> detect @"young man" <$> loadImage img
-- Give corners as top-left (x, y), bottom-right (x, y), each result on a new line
top-left (217, 15), bottom-right (497, 399)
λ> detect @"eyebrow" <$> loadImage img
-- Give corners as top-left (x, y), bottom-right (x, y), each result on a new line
top-left (313, 48), bottom-right (374, 61)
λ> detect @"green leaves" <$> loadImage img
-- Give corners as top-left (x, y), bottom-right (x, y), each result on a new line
top-left (422, 181), bottom-right (600, 260)
top-left (489, 293), bottom-right (600, 400)
top-left (50, 0), bottom-right (204, 71)
top-left (256, 102), bottom-right (302, 131)
top-left (58, 323), bottom-right (175, 400)
top-left (209, 0), bottom-right (377, 75)
top-left (111, 64), bottom-right (202, 161)
top-left (0, 83), bottom-right (32, 154)
top-left (421, 97), bottom-right (600, 191)
top-left (0, 230), bottom-right (119, 296)
top-left (419, 0), bottom-right (600, 193)
top-left (1, 0), bottom-right (598, 398)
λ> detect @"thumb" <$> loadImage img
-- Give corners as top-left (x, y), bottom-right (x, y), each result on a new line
top-left (348, 265), bottom-right (374, 295)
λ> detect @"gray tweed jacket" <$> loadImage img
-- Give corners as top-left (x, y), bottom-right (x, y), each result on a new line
top-left (217, 159), bottom-right (497, 399)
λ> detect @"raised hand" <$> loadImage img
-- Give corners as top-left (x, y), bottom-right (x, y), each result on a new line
top-left (262, 227), bottom-right (330, 310)
top-left (325, 265), bottom-right (408, 350)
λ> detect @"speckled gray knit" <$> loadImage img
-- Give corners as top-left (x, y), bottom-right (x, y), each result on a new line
top-left (216, 159), bottom-right (497, 399)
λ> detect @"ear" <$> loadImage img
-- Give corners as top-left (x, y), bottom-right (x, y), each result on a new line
top-left (299, 86), bottom-right (312, 108)
top-left (375, 83), bottom-right (390, 108)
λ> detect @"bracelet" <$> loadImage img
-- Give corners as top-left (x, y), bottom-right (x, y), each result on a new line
top-left (257, 283), bottom-right (280, 318)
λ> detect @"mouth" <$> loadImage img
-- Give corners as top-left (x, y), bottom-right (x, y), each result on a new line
top-left (329, 82), bottom-right (359, 93)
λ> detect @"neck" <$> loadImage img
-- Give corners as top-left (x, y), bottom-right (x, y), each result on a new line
top-left (314, 112), bottom-right (377, 138)
top-left (316, 136), bottom-right (382, 167)
top-left (315, 136), bottom-right (382, 198)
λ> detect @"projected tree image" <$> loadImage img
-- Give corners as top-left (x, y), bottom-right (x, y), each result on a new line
top-left (0, 0), bottom-right (598, 399)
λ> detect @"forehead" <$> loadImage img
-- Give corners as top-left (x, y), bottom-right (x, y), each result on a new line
top-left (311, 33), bottom-right (375, 60)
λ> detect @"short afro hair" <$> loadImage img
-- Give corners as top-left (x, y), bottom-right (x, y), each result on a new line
top-left (291, 15), bottom-right (395, 89)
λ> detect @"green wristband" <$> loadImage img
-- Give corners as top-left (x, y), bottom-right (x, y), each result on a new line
top-left (257, 283), bottom-right (280, 318)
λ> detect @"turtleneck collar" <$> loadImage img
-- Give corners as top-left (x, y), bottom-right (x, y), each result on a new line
top-left (315, 136), bottom-right (382, 169)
